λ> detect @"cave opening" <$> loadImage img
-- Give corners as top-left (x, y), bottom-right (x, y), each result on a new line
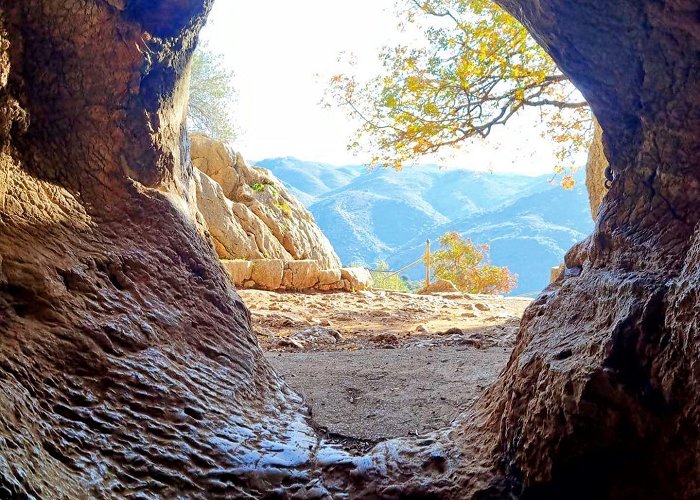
top-left (191, 0), bottom-right (596, 452)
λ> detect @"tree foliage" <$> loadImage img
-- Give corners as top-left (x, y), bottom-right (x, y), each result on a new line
top-left (425, 231), bottom-right (517, 294)
top-left (325, 0), bottom-right (591, 188)
top-left (370, 260), bottom-right (413, 292)
top-left (188, 43), bottom-right (237, 142)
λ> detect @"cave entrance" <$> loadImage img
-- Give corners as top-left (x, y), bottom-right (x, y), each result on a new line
top-left (195, 0), bottom-right (594, 448)
top-left (5, 0), bottom-right (698, 496)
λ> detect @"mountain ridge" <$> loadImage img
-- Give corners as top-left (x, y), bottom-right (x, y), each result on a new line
top-left (257, 157), bottom-right (593, 295)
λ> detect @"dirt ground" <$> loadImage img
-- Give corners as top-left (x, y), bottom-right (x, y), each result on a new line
top-left (238, 289), bottom-right (531, 447)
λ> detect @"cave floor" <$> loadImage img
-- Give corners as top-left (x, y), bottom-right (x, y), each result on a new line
top-left (239, 290), bottom-right (529, 445)
top-left (266, 345), bottom-right (511, 444)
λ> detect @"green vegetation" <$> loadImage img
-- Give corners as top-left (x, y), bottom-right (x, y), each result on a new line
top-left (276, 200), bottom-right (292, 217)
top-left (370, 261), bottom-right (413, 292)
top-left (188, 43), bottom-right (237, 142)
top-left (425, 232), bottom-right (517, 294)
top-left (325, 0), bottom-right (591, 187)
top-left (251, 182), bottom-right (265, 192)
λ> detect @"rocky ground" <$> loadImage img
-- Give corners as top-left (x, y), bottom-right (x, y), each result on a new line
top-left (239, 290), bottom-right (531, 449)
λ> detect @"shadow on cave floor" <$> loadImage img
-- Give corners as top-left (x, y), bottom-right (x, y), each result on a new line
top-left (238, 289), bottom-right (530, 447)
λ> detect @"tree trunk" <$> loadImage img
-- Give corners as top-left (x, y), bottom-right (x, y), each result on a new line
top-left (1, 0), bottom-right (699, 498)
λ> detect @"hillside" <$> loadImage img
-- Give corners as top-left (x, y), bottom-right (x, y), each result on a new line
top-left (260, 158), bottom-right (594, 296)
top-left (254, 157), bottom-right (363, 205)
top-left (386, 180), bottom-right (592, 296)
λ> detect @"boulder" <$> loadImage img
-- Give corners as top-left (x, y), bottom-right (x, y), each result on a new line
top-left (318, 268), bottom-right (341, 286)
top-left (340, 267), bottom-right (374, 291)
top-left (250, 259), bottom-right (284, 290)
top-left (418, 278), bottom-right (459, 294)
top-left (282, 260), bottom-right (320, 290)
top-left (222, 259), bottom-right (252, 286)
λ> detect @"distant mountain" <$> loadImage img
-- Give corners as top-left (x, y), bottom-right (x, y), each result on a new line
top-left (256, 157), bottom-right (594, 296)
top-left (385, 179), bottom-right (591, 296)
top-left (255, 157), bottom-right (363, 205)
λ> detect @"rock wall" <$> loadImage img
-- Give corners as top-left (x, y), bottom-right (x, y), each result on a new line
top-left (585, 119), bottom-right (608, 220)
top-left (222, 260), bottom-right (372, 292)
top-left (491, 0), bottom-right (700, 496)
top-left (190, 133), bottom-right (341, 269)
top-left (1, 0), bottom-right (700, 498)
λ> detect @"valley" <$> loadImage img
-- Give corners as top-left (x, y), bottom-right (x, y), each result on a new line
top-left (260, 159), bottom-right (594, 295)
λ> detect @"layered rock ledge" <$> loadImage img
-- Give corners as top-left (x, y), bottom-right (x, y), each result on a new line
top-left (222, 259), bottom-right (373, 292)
top-left (191, 133), bottom-right (341, 269)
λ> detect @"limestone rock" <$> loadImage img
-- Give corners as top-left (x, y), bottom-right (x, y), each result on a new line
top-left (193, 170), bottom-right (267, 259)
top-left (190, 134), bottom-right (341, 268)
top-left (222, 259), bottom-right (252, 286)
top-left (549, 264), bottom-right (565, 283)
top-left (250, 259), bottom-right (284, 290)
top-left (282, 260), bottom-right (320, 290)
top-left (585, 120), bottom-right (607, 220)
top-left (318, 268), bottom-right (341, 286)
top-left (340, 267), bottom-right (374, 291)
top-left (287, 326), bottom-right (342, 348)
top-left (419, 278), bottom-right (459, 294)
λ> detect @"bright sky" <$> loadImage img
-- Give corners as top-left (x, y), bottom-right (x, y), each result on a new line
top-left (199, 0), bottom-right (564, 176)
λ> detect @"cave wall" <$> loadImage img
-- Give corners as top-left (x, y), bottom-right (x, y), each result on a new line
top-left (0, 0), bottom-right (699, 498)
top-left (0, 2), bottom-right (319, 497)
top-left (491, 0), bottom-right (700, 496)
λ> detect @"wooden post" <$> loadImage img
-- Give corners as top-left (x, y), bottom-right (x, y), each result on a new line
top-left (425, 239), bottom-right (431, 289)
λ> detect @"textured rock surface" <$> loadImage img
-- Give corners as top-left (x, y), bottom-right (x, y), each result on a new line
top-left (250, 259), bottom-right (284, 291)
top-left (318, 268), bottom-right (341, 286)
top-left (222, 259), bottom-right (252, 286)
top-left (585, 119), bottom-right (608, 220)
top-left (194, 169), bottom-right (271, 259)
top-left (1, 0), bottom-right (699, 498)
top-left (282, 260), bottom-right (320, 290)
top-left (191, 133), bottom-right (341, 268)
top-left (340, 267), bottom-right (374, 291)
top-left (490, 0), bottom-right (700, 497)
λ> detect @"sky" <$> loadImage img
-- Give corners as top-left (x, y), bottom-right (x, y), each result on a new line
top-left (199, 0), bottom-right (567, 176)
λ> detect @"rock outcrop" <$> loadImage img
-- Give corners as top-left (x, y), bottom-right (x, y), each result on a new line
top-left (585, 119), bottom-right (608, 220)
top-left (191, 133), bottom-right (341, 269)
top-left (1, 0), bottom-right (700, 498)
top-left (419, 278), bottom-right (459, 294)
top-left (340, 266), bottom-right (374, 291)
top-left (222, 259), bottom-right (361, 292)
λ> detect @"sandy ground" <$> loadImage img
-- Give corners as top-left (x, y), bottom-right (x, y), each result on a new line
top-left (238, 289), bottom-right (531, 447)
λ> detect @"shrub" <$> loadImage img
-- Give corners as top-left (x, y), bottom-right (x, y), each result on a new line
top-left (425, 232), bottom-right (517, 294)
top-left (276, 200), bottom-right (292, 216)
top-left (370, 260), bottom-right (412, 292)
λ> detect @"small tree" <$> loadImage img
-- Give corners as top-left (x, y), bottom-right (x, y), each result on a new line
top-left (188, 43), bottom-right (237, 142)
top-left (370, 260), bottom-right (412, 292)
top-left (425, 232), bottom-right (517, 294)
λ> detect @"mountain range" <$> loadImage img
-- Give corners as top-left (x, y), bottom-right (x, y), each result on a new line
top-left (256, 157), bottom-right (594, 296)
